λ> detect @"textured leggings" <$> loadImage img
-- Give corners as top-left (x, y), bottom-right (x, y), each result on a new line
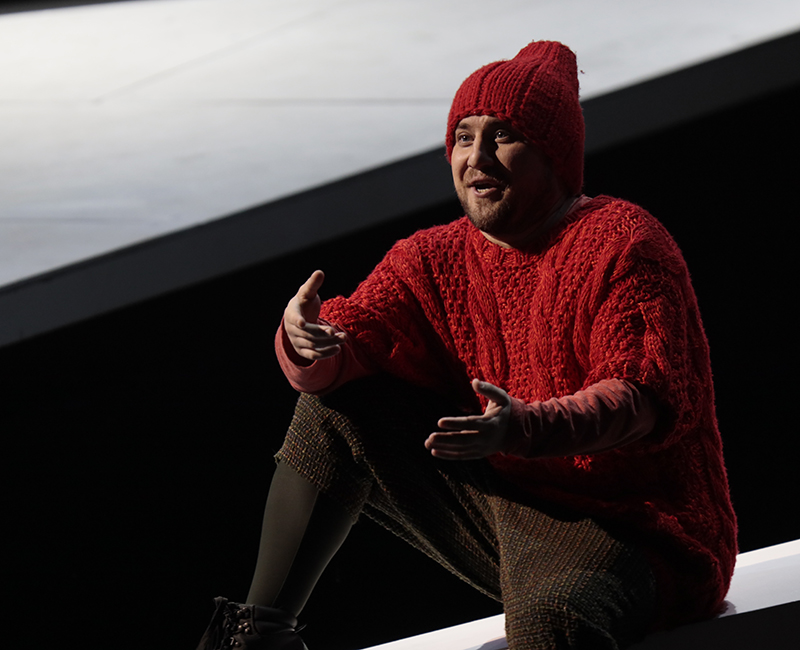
top-left (275, 376), bottom-right (656, 650)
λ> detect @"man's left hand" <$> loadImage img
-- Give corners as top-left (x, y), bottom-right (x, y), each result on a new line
top-left (425, 379), bottom-right (512, 460)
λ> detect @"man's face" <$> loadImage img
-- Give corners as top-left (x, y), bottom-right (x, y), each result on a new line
top-left (451, 115), bottom-right (565, 247)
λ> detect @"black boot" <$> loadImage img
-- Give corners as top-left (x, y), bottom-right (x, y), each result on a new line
top-left (196, 597), bottom-right (308, 650)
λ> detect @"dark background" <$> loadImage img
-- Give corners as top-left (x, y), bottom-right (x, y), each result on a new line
top-left (2, 82), bottom-right (798, 649)
top-left (0, 0), bottom-right (133, 14)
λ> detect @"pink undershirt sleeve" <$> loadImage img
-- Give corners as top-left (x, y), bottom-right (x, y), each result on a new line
top-left (505, 378), bottom-right (661, 458)
top-left (275, 319), bottom-right (375, 395)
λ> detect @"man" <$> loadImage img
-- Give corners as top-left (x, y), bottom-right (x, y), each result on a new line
top-left (198, 40), bottom-right (737, 650)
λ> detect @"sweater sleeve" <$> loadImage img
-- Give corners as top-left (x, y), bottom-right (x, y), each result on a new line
top-left (576, 214), bottom-right (711, 449)
top-left (317, 235), bottom-right (474, 405)
top-left (505, 378), bottom-right (661, 457)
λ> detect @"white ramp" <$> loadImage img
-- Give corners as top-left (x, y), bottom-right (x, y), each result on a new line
top-left (361, 539), bottom-right (800, 650)
top-left (360, 614), bottom-right (506, 650)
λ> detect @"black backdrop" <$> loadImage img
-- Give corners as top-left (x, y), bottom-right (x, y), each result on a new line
top-left (2, 83), bottom-right (798, 649)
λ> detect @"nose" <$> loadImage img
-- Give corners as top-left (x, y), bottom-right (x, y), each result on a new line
top-left (467, 134), bottom-right (494, 170)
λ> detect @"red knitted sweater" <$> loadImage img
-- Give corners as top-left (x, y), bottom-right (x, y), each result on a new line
top-left (315, 195), bottom-right (737, 626)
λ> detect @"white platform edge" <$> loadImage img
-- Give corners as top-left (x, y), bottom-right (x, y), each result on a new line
top-left (359, 538), bottom-right (800, 650)
top-left (361, 614), bottom-right (507, 650)
top-left (732, 537), bottom-right (800, 568)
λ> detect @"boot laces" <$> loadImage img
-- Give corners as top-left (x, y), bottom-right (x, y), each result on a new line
top-left (219, 603), bottom-right (254, 649)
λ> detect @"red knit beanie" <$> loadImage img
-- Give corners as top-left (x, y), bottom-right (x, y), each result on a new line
top-left (446, 40), bottom-right (584, 195)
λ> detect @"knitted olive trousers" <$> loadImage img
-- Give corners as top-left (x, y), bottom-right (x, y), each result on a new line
top-left (275, 376), bottom-right (656, 650)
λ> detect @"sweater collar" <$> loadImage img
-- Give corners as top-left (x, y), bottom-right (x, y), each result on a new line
top-left (470, 194), bottom-right (591, 264)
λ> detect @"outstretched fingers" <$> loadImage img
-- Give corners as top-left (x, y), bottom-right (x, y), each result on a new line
top-left (425, 429), bottom-right (488, 461)
top-left (425, 379), bottom-right (512, 460)
top-left (285, 322), bottom-right (345, 360)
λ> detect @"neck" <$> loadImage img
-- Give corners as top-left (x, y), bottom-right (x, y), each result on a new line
top-left (481, 194), bottom-right (578, 249)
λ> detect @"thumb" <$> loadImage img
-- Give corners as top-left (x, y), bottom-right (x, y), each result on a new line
top-left (292, 270), bottom-right (326, 327)
top-left (298, 270), bottom-right (325, 304)
top-left (472, 379), bottom-right (509, 406)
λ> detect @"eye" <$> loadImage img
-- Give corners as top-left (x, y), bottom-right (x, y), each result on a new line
top-left (494, 129), bottom-right (513, 142)
top-left (455, 131), bottom-right (473, 145)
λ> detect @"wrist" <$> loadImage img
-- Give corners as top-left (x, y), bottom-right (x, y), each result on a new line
top-left (504, 397), bottom-right (534, 457)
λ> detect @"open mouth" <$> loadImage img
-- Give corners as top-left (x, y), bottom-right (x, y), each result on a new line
top-left (468, 176), bottom-right (504, 194)
top-left (470, 181), bottom-right (503, 196)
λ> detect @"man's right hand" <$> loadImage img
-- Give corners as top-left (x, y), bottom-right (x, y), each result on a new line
top-left (283, 270), bottom-right (346, 364)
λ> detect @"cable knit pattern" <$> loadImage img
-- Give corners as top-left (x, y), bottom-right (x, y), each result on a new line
top-left (320, 195), bottom-right (737, 626)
